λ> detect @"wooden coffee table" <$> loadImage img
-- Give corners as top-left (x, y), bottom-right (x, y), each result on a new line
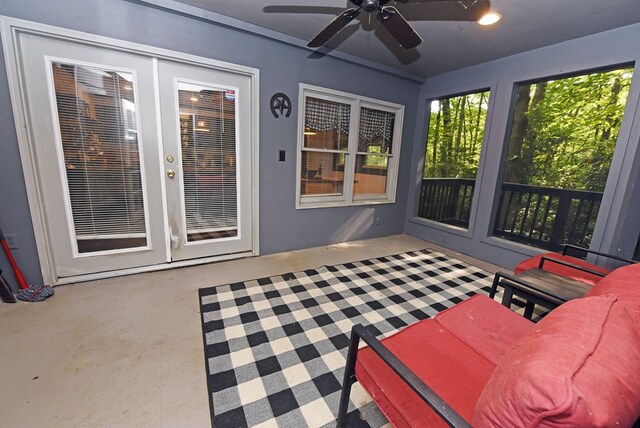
top-left (489, 268), bottom-right (594, 319)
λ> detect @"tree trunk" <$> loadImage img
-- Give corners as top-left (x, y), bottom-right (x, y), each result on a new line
top-left (429, 106), bottom-right (441, 177)
top-left (454, 96), bottom-right (466, 175)
top-left (441, 99), bottom-right (452, 177)
top-left (505, 85), bottom-right (531, 183)
top-left (524, 82), bottom-right (547, 183)
top-left (587, 77), bottom-right (622, 190)
top-left (470, 92), bottom-right (485, 161)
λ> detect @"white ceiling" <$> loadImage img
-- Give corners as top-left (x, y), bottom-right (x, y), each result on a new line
top-left (173, 0), bottom-right (640, 78)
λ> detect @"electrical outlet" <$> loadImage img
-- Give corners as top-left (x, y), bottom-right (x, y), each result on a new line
top-left (4, 234), bottom-right (17, 249)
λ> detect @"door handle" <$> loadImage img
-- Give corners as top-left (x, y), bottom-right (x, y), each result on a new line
top-left (167, 169), bottom-right (176, 178)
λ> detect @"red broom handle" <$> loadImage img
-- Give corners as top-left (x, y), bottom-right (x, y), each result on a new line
top-left (1, 239), bottom-right (29, 290)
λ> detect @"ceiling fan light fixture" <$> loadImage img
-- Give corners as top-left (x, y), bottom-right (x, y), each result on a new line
top-left (478, 12), bottom-right (502, 26)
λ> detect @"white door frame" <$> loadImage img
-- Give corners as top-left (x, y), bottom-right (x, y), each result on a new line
top-left (1, 16), bottom-right (260, 285)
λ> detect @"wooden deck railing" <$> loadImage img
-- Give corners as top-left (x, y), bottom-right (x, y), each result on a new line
top-left (418, 178), bottom-right (475, 228)
top-left (418, 178), bottom-right (603, 251)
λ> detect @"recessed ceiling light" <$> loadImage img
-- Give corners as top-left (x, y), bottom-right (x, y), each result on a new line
top-left (478, 12), bottom-right (502, 26)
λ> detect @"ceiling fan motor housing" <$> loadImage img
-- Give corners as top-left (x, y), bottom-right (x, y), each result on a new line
top-left (362, 0), bottom-right (380, 12)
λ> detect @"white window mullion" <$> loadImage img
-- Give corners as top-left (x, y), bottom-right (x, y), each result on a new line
top-left (343, 99), bottom-right (360, 204)
top-left (386, 104), bottom-right (404, 203)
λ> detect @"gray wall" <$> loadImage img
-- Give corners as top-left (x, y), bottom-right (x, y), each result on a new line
top-left (0, 0), bottom-right (420, 286)
top-left (405, 23), bottom-right (640, 270)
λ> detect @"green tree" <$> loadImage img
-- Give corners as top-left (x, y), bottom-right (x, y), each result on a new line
top-left (504, 67), bottom-right (633, 191)
top-left (424, 91), bottom-right (490, 179)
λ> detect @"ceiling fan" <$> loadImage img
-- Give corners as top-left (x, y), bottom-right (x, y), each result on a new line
top-left (308, 0), bottom-right (494, 50)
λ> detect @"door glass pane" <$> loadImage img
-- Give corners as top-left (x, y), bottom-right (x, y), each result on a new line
top-left (52, 62), bottom-right (147, 253)
top-left (418, 90), bottom-right (490, 229)
top-left (178, 83), bottom-right (238, 242)
top-left (493, 67), bottom-right (634, 250)
top-left (300, 151), bottom-right (345, 196)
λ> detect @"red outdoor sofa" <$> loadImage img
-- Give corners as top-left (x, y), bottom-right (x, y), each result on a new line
top-left (336, 262), bottom-right (640, 427)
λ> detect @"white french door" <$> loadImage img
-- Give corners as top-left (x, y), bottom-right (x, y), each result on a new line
top-left (17, 34), bottom-right (167, 277)
top-left (9, 27), bottom-right (256, 281)
top-left (157, 60), bottom-right (253, 261)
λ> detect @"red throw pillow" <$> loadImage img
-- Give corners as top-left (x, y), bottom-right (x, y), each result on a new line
top-left (472, 295), bottom-right (640, 427)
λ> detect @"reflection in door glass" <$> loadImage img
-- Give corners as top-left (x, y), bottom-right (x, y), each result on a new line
top-left (177, 83), bottom-right (238, 242)
top-left (51, 62), bottom-right (147, 253)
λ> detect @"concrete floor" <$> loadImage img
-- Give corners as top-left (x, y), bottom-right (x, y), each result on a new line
top-left (0, 234), bottom-right (500, 428)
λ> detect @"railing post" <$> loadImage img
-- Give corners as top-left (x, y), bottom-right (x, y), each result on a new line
top-left (446, 180), bottom-right (461, 221)
top-left (549, 193), bottom-right (572, 251)
top-left (418, 180), bottom-right (428, 218)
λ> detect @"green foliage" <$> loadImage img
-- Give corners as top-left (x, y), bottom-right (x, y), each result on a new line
top-left (365, 145), bottom-right (387, 167)
top-left (424, 91), bottom-right (489, 179)
top-left (503, 67), bottom-right (633, 191)
top-left (423, 68), bottom-right (634, 193)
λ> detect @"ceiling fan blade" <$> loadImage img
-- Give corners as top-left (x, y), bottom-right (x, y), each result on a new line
top-left (308, 7), bottom-right (361, 48)
top-left (377, 6), bottom-right (422, 49)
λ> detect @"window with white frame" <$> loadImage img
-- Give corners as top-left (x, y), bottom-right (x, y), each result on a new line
top-left (297, 84), bottom-right (404, 208)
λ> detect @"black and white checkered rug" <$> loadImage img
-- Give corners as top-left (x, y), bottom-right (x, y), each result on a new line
top-left (198, 249), bottom-right (493, 427)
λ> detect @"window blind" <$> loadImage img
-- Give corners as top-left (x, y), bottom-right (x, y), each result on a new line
top-left (177, 84), bottom-right (238, 241)
top-left (52, 62), bottom-right (147, 253)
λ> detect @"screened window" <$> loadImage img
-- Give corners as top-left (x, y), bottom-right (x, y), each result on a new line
top-left (493, 66), bottom-right (634, 250)
top-left (297, 84), bottom-right (403, 208)
top-left (418, 90), bottom-right (490, 229)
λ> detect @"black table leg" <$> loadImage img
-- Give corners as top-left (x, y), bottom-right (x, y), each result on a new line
top-left (501, 285), bottom-right (514, 309)
top-left (524, 301), bottom-right (535, 320)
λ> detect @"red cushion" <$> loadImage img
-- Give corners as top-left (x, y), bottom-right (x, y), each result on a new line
top-left (586, 263), bottom-right (640, 321)
top-left (515, 253), bottom-right (609, 286)
top-left (473, 295), bottom-right (640, 427)
top-left (434, 294), bottom-right (533, 365)
top-left (356, 313), bottom-right (496, 427)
